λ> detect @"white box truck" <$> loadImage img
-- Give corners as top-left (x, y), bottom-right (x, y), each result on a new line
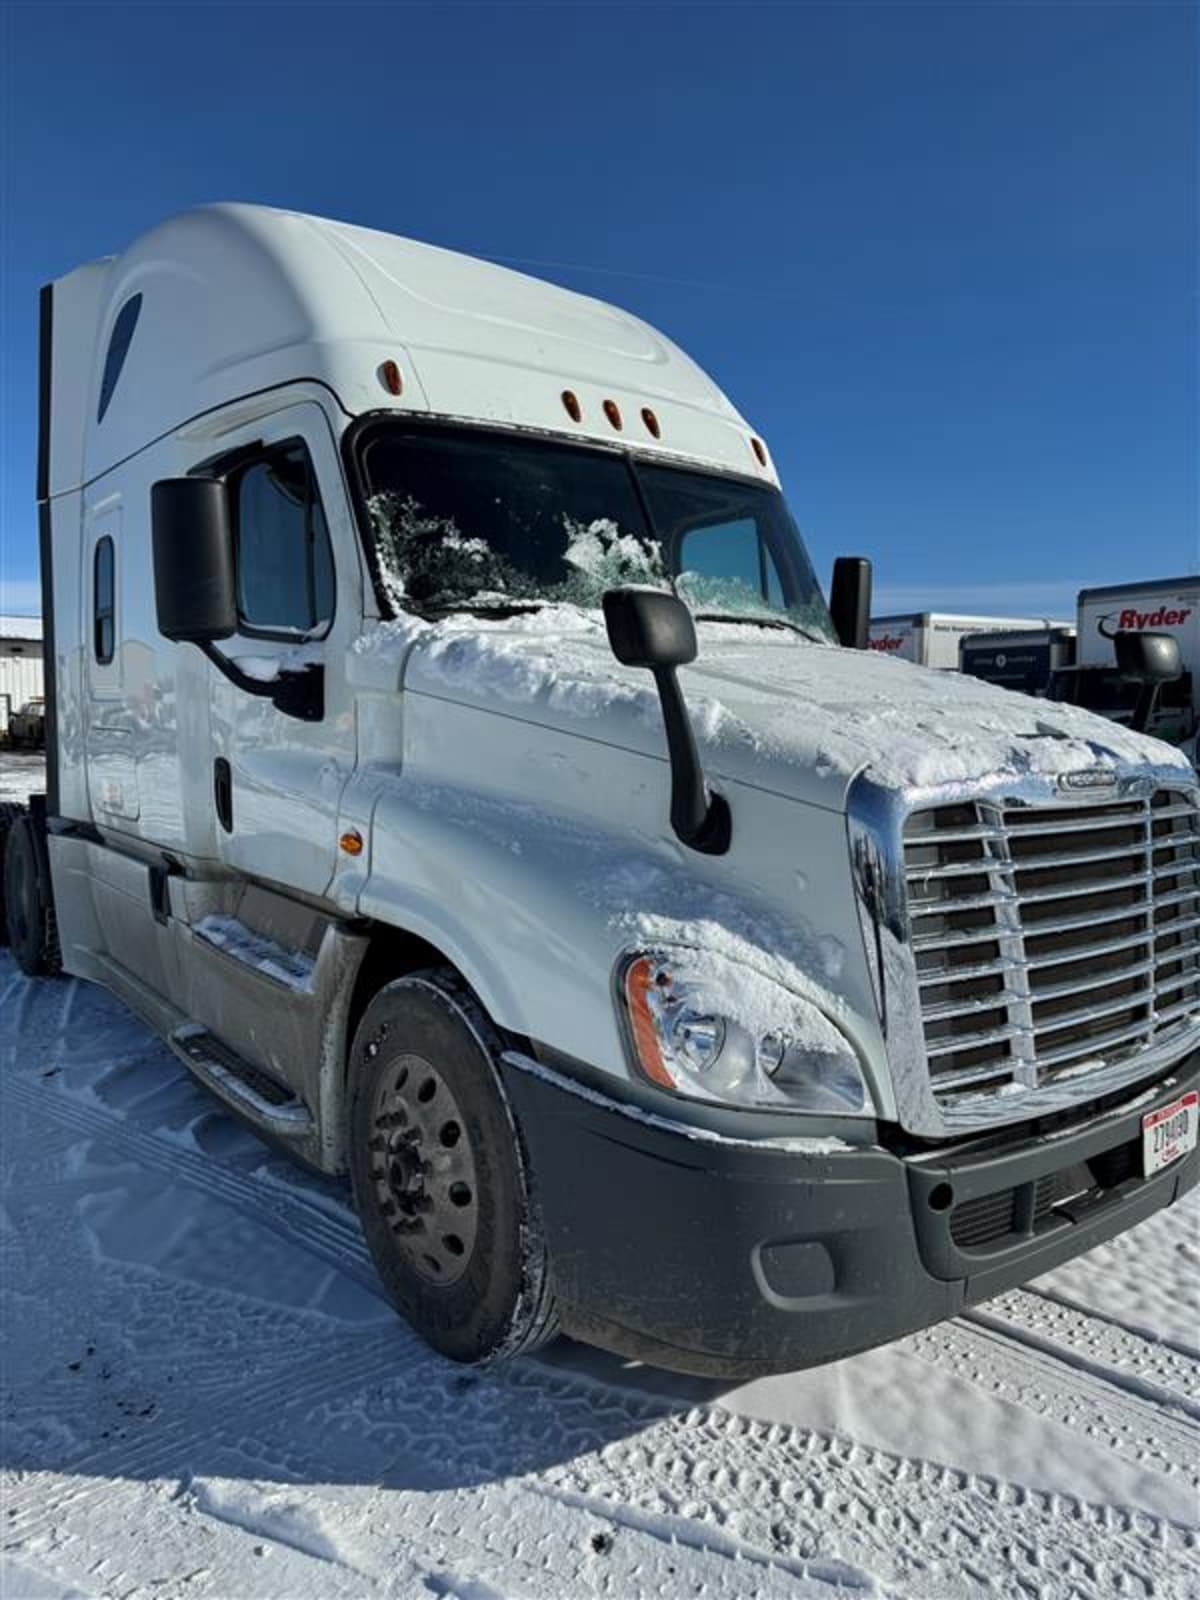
top-left (4, 205), bottom-right (1198, 1377)
top-left (869, 612), bottom-right (1067, 670)
top-left (1049, 578), bottom-right (1200, 753)
top-left (959, 626), bottom-right (1077, 697)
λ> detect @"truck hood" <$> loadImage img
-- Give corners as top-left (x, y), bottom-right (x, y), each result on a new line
top-left (353, 607), bottom-right (1193, 811)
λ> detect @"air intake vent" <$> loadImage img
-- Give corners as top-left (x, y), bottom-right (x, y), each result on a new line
top-left (903, 788), bottom-right (1200, 1106)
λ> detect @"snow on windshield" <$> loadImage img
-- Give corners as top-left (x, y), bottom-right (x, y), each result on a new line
top-left (368, 493), bottom-right (668, 612)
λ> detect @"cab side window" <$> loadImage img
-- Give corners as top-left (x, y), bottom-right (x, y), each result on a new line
top-left (230, 442), bottom-right (335, 636)
top-left (677, 517), bottom-right (785, 610)
top-left (94, 536), bottom-right (115, 663)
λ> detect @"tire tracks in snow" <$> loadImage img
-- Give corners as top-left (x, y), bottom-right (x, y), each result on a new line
top-left (7, 1070), bottom-right (1200, 1598)
top-left (14, 1070), bottom-right (1200, 1457)
top-left (3, 1074), bottom-right (381, 1295)
top-left (1025, 1280), bottom-right (1200, 1363)
top-left (966, 1291), bottom-right (1200, 1422)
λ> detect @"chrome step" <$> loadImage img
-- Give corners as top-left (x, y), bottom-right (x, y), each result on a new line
top-left (168, 1024), bottom-right (313, 1133)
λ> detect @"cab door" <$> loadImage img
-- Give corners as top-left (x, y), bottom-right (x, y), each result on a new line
top-left (201, 402), bottom-right (360, 901)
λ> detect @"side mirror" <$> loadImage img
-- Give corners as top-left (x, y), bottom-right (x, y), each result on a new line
top-left (1114, 630), bottom-right (1182, 735)
top-left (829, 556), bottom-right (872, 650)
top-left (1114, 631), bottom-right (1182, 685)
top-left (602, 588), bottom-right (730, 855)
top-left (601, 585), bottom-right (697, 670)
top-left (151, 478), bottom-right (237, 643)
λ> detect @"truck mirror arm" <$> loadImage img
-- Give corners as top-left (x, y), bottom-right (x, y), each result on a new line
top-left (653, 664), bottom-right (732, 855)
top-left (601, 587), bottom-right (731, 856)
top-left (197, 643), bottom-right (325, 723)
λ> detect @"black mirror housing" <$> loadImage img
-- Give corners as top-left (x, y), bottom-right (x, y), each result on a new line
top-left (602, 587), bottom-right (697, 670)
top-left (151, 478), bottom-right (237, 643)
top-left (1114, 630), bottom-right (1182, 686)
top-left (829, 556), bottom-right (872, 650)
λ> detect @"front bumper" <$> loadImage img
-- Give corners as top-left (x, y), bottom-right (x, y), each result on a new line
top-left (501, 1050), bottom-right (1200, 1379)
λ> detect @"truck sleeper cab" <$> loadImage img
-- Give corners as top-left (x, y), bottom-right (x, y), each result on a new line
top-left (6, 203), bottom-right (1198, 1377)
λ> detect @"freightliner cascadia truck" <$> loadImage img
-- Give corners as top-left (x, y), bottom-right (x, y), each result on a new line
top-left (4, 205), bottom-right (1197, 1376)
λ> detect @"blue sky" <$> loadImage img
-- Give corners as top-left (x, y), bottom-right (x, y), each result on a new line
top-left (1, 1), bottom-right (1195, 620)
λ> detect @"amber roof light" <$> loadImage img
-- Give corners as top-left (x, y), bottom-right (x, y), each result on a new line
top-left (751, 436), bottom-right (768, 467)
top-left (641, 407), bottom-right (661, 439)
top-left (561, 389), bottom-right (582, 422)
top-left (380, 360), bottom-right (403, 396)
top-left (603, 399), bottom-right (623, 431)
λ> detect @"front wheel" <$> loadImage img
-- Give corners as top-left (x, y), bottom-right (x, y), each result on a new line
top-left (348, 971), bottom-right (558, 1364)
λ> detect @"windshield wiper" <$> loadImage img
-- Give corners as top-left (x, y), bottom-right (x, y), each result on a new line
top-left (418, 598), bottom-right (551, 620)
top-left (692, 611), bottom-right (826, 643)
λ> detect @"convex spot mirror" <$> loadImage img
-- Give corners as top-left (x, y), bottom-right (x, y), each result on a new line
top-left (151, 478), bottom-right (237, 643)
top-left (1115, 630), bottom-right (1183, 685)
top-left (602, 586), bottom-right (697, 669)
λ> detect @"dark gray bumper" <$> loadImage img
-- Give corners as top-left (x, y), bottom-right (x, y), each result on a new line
top-left (501, 1051), bottom-right (1200, 1379)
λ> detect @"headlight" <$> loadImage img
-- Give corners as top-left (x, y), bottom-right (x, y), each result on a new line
top-left (618, 948), bottom-right (874, 1115)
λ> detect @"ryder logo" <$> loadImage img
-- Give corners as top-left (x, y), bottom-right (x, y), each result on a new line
top-left (1098, 605), bottom-right (1192, 639)
top-left (870, 634), bottom-right (907, 653)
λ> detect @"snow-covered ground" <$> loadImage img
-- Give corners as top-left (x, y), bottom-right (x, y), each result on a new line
top-left (2, 760), bottom-right (1198, 1599)
top-left (0, 752), bottom-right (46, 804)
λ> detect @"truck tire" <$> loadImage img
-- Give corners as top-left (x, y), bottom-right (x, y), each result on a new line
top-left (0, 802), bottom-right (23, 946)
top-left (348, 970), bottom-right (559, 1365)
top-left (4, 813), bottom-right (62, 977)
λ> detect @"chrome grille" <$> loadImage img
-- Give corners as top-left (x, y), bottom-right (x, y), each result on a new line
top-left (903, 788), bottom-right (1200, 1105)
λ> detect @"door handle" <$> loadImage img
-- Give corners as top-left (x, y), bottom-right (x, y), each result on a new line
top-left (214, 757), bottom-right (233, 833)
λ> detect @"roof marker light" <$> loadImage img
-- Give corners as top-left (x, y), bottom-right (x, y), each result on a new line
top-left (561, 389), bottom-right (582, 422)
top-left (641, 407), bottom-right (661, 439)
top-left (751, 436), bottom-right (768, 468)
top-left (603, 399), bottom-right (623, 431)
top-left (380, 360), bottom-right (403, 396)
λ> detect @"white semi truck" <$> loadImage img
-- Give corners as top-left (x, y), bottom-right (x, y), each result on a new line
top-left (869, 612), bottom-right (1068, 670)
top-left (4, 205), bottom-right (1198, 1377)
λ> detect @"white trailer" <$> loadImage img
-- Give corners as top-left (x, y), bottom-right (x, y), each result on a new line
top-left (3, 205), bottom-right (1196, 1379)
top-left (869, 611), bottom-right (1067, 670)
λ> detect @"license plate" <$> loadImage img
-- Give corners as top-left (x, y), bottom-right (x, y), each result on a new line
top-left (1142, 1091), bottom-right (1199, 1177)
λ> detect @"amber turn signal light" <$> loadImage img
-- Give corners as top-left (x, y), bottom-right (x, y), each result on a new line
top-left (623, 955), bottom-right (675, 1089)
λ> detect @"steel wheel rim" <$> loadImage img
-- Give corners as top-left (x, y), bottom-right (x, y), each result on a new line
top-left (367, 1052), bottom-right (480, 1287)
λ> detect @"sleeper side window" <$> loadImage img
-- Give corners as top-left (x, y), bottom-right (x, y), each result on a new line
top-left (94, 536), bottom-right (115, 664)
top-left (230, 442), bottom-right (335, 636)
top-left (97, 294), bottom-right (143, 424)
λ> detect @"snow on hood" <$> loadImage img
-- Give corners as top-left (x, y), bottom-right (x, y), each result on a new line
top-left (355, 607), bottom-right (1192, 810)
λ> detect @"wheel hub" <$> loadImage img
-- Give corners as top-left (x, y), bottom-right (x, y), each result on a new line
top-left (368, 1053), bottom-right (480, 1286)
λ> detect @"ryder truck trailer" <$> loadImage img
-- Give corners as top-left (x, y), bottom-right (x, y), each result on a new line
top-left (4, 204), bottom-right (1198, 1377)
top-left (1060, 577), bottom-right (1200, 753)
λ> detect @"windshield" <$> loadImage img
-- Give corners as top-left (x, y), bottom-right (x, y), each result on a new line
top-left (356, 422), bottom-right (835, 641)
